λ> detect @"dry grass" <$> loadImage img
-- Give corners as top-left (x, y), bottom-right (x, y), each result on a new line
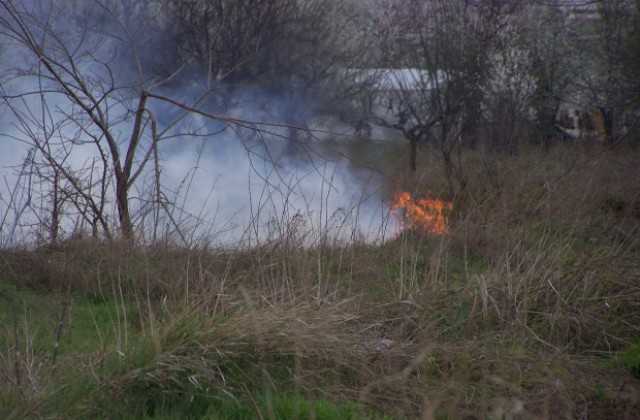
top-left (1, 143), bottom-right (640, 418)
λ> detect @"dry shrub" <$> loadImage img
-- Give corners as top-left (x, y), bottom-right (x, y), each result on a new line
top-left (439, 144), bottom-right (640, 351)
top-left (107, 299), bottom-right (420, 414)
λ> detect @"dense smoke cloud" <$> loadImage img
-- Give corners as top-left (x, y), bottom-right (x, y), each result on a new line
top-left (0, 0), bottom-right (394, 247)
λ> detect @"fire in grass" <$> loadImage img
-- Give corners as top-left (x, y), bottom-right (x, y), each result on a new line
top-left (391, 191), bottom-right (453, 235)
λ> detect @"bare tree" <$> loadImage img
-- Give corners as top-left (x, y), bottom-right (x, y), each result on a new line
top-left (520, 2), bottom-right (581, 148)
top-left (588, 0), bottom-right (640, 144)
top-left (0, 1), bottom-right (154, 239)
top-left (367, 0), bottom-right (513, 191)
top-left (517, 0), bottom-right (640, 148)
top-left (481, 8), bottom-right (537, 154)
top-left (0, 1), bottom-right (259, 242)
top-left (0, 0), bottom-right (372, 244)
top-left (160, 0), bottom-right (297, 84)
top-left (160, 0), bottom-right (366, 140)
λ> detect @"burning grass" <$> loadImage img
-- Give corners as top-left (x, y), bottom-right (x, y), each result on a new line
top-left (391, 190), bottom-right (453, 235)
top-left (1, 144), bottom-right (640, 418)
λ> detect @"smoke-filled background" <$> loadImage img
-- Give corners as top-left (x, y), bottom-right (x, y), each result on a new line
top-left (2, 0), bottom-right (639, 246)
top-left (0, 0), bottom-right (398, 247)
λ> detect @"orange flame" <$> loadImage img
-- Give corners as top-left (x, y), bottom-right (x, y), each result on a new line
top-left (391, 191), bottom-right (453, 235)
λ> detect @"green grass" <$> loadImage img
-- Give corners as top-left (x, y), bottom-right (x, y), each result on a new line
top-left (0, 286), bottom-right (138, 356)
top-left (0, 293), bottom-right (384, 419)
top-left (119, 392), bottom-right (376, 420)
top-left (612, 341), bottom-right (640, 379)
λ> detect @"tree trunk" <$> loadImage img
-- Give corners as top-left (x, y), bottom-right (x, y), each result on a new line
top-left (50, 171), bottom-right (60, 247)
top-left (116, 181), bottom-right (133, 240)
top-left (409, 135), bottom-right (418, 172)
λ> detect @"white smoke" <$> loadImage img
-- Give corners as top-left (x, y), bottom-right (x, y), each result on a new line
top-left (0, 1), bottom-right (396, 248)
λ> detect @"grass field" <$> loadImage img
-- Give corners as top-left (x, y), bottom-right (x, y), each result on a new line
top-left (1, 143), bottom-right (639, 419)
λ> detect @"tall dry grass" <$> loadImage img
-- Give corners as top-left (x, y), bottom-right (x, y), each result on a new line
top-left (1, 143), bottom-right (639, 418)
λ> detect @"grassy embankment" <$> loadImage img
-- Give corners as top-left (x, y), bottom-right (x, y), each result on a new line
top-left (1, 142), bottom-right (639, 419)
